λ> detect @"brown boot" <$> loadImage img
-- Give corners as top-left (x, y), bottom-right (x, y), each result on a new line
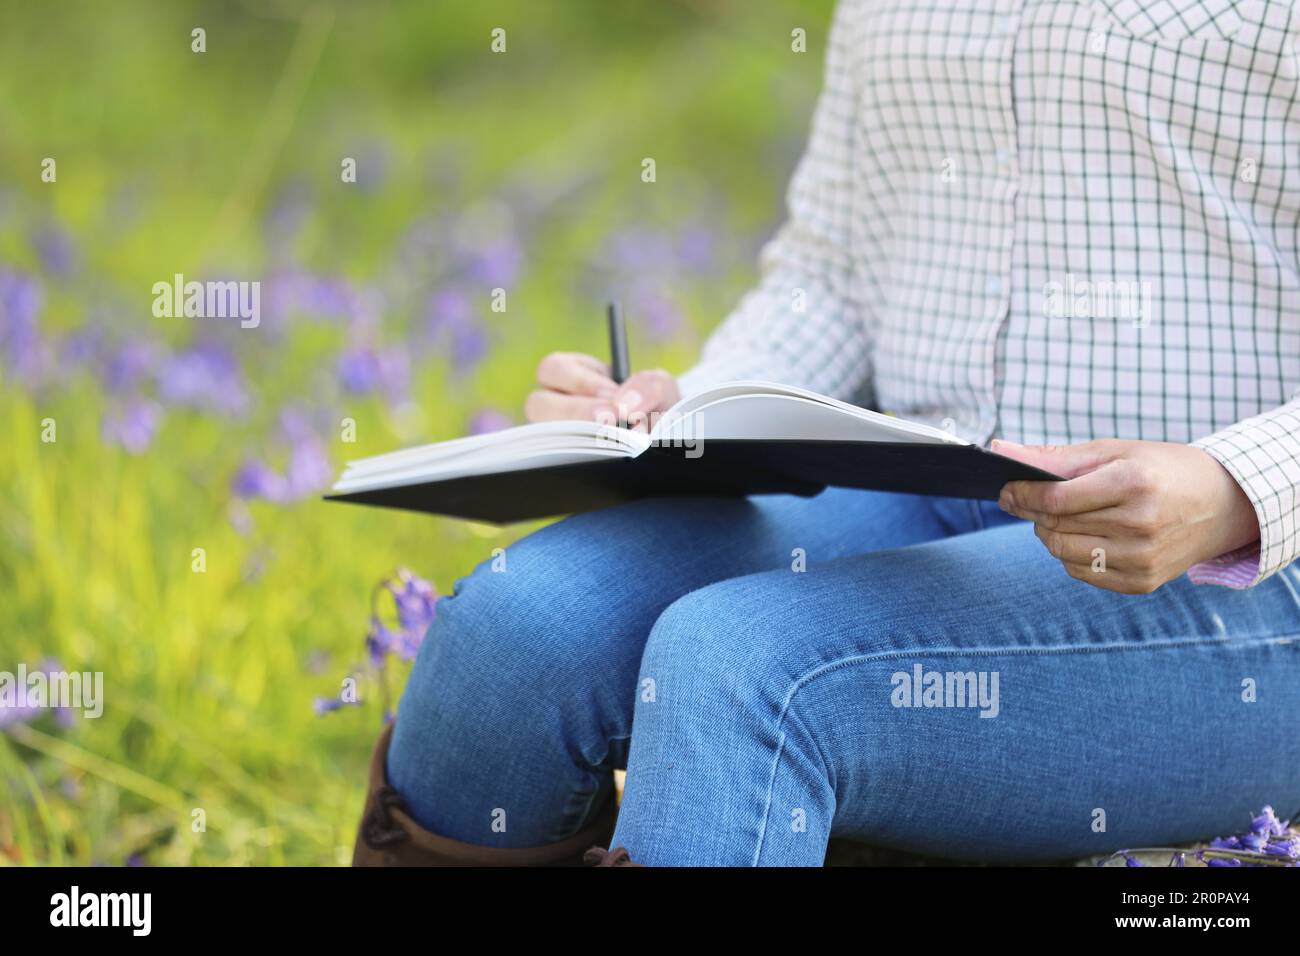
top-left (352, 722), bottom-right (617, 866)
top-left (582, 846), bottom-right (643, 867)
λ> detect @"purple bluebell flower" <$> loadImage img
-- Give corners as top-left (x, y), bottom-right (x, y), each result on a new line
top-left (230, 408), bottom-right (334, 504)
top-left (467, 408), bottom-right (513, 435)
top-left (422, 287), bottom-right (489, 373)
top-left (0, 659), bottom-right (72, 728)
top-left (1201, 808), bottom-right (1300, 867)
top-left (676, 224), bottom-right (717, 274)
top-left (101, 400), bottom-right (163, 454)
top-left (322, 683), bottom-right (363, 715)
top-left (0, 696), bottom-right (43, 728)
top-left (425, 287), bottom-right (474, 338)
top-left (1239, 831), bottom-right (1267, 852)
top-left (450, 321), bottom-right (488, 373)
top-left (363, 569), bottom-right (438, 668)
top-left (61, 326), bottom-right (106, 368)
top-left (102, 340), bottom-right (163, 394)
top-left (313, 696), bottom-right (348, 716)
top-left (277, 406), bottom-right (334, 497)
top-left (156, 342), bottom-right (250, 416)
top-left (1250, 806), bottom-right (1285, 837)
top-left (388, 569), bottom-right (437, 660)
top-left (231, 459), bottom-right (290, 502)
top-left (337, 345), bottom-right (382, 394)
top-left (262, 269), bottom-right (364, 328)
top-left (31, 222), bottom-right (77, 277)
top-left (466, 236), bottom-right (523, 288)
top-left (285, 438), bottom-right (332, 499)
top-left (1264, 838), bottom-right (1300, 859)
top-left (633, 286), bottom-right (684, 342)
top-left (606, 227), bottom-right (676, 274)
top-left (391, 572), bottom-right (436, 628)
top-left (0, 268), bottom-right (44, 383)
top-left (365, 615), bottom-right (399, 668)
top-left (337, 344), bottom-right (409, 402)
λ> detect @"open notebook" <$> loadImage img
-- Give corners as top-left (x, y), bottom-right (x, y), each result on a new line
top-left (326, 381), bottom-right (1061, 522)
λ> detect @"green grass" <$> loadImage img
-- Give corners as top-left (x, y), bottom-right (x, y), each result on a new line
top-left (0, 0), bottom-right (833, 864)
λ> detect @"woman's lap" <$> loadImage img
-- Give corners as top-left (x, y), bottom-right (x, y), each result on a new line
top-left (387, 487), bottom-right (1300, 863)
top-left (614, 519), bottom-right (1300, 864)
top-left (387, 487), bottom-right (974, 845)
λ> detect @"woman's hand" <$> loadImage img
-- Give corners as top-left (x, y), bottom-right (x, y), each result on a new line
top-left (994, 439), bottom-right (1260, 594)
top-left (610, 368), bottom-right (681, 431)
top-left (524, 352), bottom-right (619, 423)
top-left (524, 352), bottom-right (680, 430)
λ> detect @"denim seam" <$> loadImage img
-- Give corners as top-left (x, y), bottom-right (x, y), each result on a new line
top-left (751, 632), bottom-right (1300, 865)
top-left (563, 731), bottom-right (632, 840)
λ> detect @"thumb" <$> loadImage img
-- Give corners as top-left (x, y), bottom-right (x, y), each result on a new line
top-left (990, 438), bottom-right (1120, 479)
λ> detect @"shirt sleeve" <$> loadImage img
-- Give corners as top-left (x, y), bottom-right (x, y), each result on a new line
top-left (1188, 396), bottom-right (1300, 587)
top-left (677, 0), bottom-right (872, 403)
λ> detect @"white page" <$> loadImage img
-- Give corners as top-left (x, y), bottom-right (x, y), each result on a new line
top-left (653, 381), bottom-right (966, 445)
top-left (332, 445), bottom-right (635, 494)
top-left (339, 420), bottom-right (647, 483)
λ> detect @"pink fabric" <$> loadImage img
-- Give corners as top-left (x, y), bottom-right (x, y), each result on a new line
top-left (1187, 544), bottom-right (1262, 589)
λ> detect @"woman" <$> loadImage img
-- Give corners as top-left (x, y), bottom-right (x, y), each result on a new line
top-left (355, 0), bottom-right (1300, 865)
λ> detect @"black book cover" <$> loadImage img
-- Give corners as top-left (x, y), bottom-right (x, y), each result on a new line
top-left (324, 440), bottom-right (1063, 523)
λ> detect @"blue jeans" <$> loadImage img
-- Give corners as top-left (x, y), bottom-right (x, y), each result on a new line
top-left (387, 488), bottom-right (1300, 865)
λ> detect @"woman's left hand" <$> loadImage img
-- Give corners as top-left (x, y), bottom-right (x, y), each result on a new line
top-left (994, 438), bottom-right (1260, 594)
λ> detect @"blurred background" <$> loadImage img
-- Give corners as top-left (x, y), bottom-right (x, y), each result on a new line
top-left (0, 0), bottom-right (833, 864)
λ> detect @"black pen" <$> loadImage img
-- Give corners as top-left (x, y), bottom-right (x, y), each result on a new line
top-left (607, 301), bottom-right (630, 384)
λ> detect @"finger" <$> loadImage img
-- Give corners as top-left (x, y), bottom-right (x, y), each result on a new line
top-left (524, 390), bottom-right (614, 423)
top-left (615, 370), bottom-right (678, 416)
top-left (1002, 460), bottom-right (1131, 517)
top-left (537, 353), bottom-right (618, 397)
top-left (567, 352), bottom-right (614, 375)
top-left (1061, 562), bottom-right (1162, 595)
top-left (1005, 505), bottom-right (1128, 534)
top-left (991, 438), bottom-right (1127, 479)
top-left (1033, 525), bottom-right (1115, 566)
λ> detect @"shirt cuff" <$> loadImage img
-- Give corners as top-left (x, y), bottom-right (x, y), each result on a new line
top-left (1190, 402), bottom-right (1300, 587)
top-left (1186, 544), bottom-right (1261, 589)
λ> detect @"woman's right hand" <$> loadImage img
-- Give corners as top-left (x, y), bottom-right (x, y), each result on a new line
top-left (524, 352), bottom-right (681, 428)
top-left (524, 352), bottom-right (620, 423)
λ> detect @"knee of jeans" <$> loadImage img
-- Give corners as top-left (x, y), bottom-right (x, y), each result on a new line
top-left (419, 529), bottom-right (637, 702)
top-left (637, 578), bottom-right (790, 714)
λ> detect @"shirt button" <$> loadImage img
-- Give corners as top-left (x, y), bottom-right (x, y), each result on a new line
top-left (995, 148), bottom-right (1010, 164)
top-left (995, 16), bottom-right (1015, 34)
top-left (987, 277), bottom-right (1004, 296)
